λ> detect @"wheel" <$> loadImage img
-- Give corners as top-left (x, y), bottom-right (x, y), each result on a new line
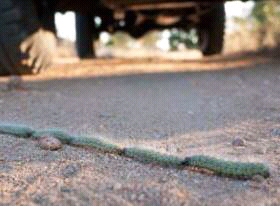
top-left (128, 20), bottom-right (154, 39)
top-left (0, 0), bottom-right (56, 75)
top-left (198, 3), bottom-right (225, 56)
top-left (37, 1), bottom-right (57, 34)
top-left (75, 13), bottom-right (96, 58)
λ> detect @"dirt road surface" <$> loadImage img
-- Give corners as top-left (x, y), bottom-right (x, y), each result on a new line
top-left (1, 50), bottom-right (280, 205)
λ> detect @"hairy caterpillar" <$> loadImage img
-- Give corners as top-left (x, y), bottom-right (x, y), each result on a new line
top-left (182, 155), bottom-right (270, 179)
top-left (0, 124), bottom-right (270, 179)
top-left (0, 124), bottom-right (34, 137)
top-left (123, 147), bottom-right (183, 167)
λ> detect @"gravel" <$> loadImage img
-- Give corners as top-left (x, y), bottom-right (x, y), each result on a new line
top-left (1, 55), bottom-right (280, 205)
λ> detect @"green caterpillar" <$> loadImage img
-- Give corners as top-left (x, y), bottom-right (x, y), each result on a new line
top-left (0, 124), bottom-right (34, 138)
top-left (182, 155), bottom-right (270, 179)
top-left (32, 129), bottom-right (122, 153)
top-left (0, 124), bottom-right (270, 179)
top-left (70, 136), bottom-right (122, 153)
top-left (123, 147), bottom-right (183, 167)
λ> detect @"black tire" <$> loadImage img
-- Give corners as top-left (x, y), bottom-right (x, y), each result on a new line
top-left (0, 0), bottom-right (56, 75)
top-left (75, 13), bottom-right (96, 58)
top-left (37, 1), bottom-right (56, 34)
top-left (198, 3), bottom-right (225, 56)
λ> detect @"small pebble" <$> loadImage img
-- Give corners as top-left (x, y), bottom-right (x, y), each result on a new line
top-left (130, 194), bottom-right (137, 201)
top-left (252, 175), bottom-right (265, 183)
top-left (159, 176), bottom-right (168, 183)
top-left (249, 176), bottom-right (267, 189)
top-left (138, 193), bottom-right (145, 201)
top-left (232, 137), bottom-right (246, 146)
top-left (271, 128), bottom-right (280, 136)
top-left (26, 176), bottom-right (36, 184)
top-left (32, 194), bottom-right (49, 204)
top-left (255, 147), bottom-right (266, 155)
top-left (176, 148), bottom-right (182, 152)
top-left (62, 163), bottom-right (81, 178)
top-left (38, 136), bottom-right (62, 151)
top-left (113, 183), bottom-right (122, 191)
top-left (60, 187), bottom-right (72, 193)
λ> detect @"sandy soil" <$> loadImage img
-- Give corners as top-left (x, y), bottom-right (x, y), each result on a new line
top-left (1, 49), bottom-right (280, 205)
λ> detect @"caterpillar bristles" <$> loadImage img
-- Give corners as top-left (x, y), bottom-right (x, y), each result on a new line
top-left (182, 155), bottom-right (270, 178)
top-left (123, 147), bottom-right (183, 167)
top-left (0, 124), bottom-right (271, 179)
top-left (32, 129), bottom-right (76, 144)
top-left (71, 136), bottom-right (122, 153)
top-left (0, 124), bottom-right (34, 138)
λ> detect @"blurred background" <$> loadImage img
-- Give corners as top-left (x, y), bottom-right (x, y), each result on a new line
top-left (54, 0), bottom-right (280, 59)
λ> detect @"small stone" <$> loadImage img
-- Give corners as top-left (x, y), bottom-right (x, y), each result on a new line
top-left (255, 147), bottom-right (266, 155)
top-left (26, 176), bottom-right (36, 184)
top-left (232, 137), bottom-right (246, 146)
top-left (138, 193), bottom-right (145, 201)
top-left (38, 136), bottom-right (63, 151)
top-left (62, 163), bottom-right (81, 178)
top-left (271, 128), bottom-right (280, 136)
top-left (60, 187), bottom-right (72, 193)
top-left (13, 191), bottom-right (21, 198)
top-left (32, 194), bottom-right (49, 204)
top-left (176, 148), bottom-right (183, 152)
top-left (252, 175), bottom-right (265, 183)
top-left (249, 176), bottom-right (267, 189)
top-left (130, 194), bottom-right (137, 201)
top-left (113, 183), bottom-right (122, 191)
top-left (159, 176), bottom-right (168, 183)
